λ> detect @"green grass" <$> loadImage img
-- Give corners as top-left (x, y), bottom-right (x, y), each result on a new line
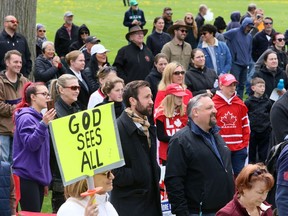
top-left (36, 0), bottom-right (287, 213)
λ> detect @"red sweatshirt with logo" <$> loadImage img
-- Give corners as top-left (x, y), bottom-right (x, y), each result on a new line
top-left (213, 91), bottom-right (250, 151)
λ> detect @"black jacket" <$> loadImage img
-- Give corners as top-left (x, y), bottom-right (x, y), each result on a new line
top-left (165, 120), bottom-right (234, 215)
top-left (245, 95), bottom-right (272, 133)
top-left (185, 27), bottom-right (198, 49)
top-left (145, 67), bottom-right (162, 102)
top-left (146, 31), bottom-right (171, 56)
top-left (0, 30), bottom-right (32, 78)
top-left (113, 42), bottom-right (154, 84)
top-left (252, 29), bottom-right (276, 62)
top-left (83, 56), bottom-right (110, 93)
top-left (253, 66), bottom-right (288, 97)
top-left (95, 98), bottom-right (125, 118)
top-left (69, 24), bottom-right (90, 52)
top-left (123, 8), bottom-right (146, 29)
top-left (34, 54), bottom-right (66, 86)
top-left (185, 65), bottom-right (218, 96)
top-left (50, 97), bottom-right (81, 190)
top-left (66, 68), bottom-right (92, 110)
top-left (111, 111), bottom-right (162, 216)
top-left (270, 92), bottom-right (288, 144)
top-left (54, 23), bottom-right (79, 57)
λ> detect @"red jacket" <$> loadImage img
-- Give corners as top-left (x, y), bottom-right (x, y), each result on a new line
top-left (216, 193), bottom-right (273, 216)
top-left (154, 89), bottom-right (192, 112)
top-left (213, 91), bottom-right (250, 151)
top-left (154, 108), bottom-right (188, 161)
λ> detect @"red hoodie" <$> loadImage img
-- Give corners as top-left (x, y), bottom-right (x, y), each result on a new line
top-left (213, 91), bottom-right (250, 151)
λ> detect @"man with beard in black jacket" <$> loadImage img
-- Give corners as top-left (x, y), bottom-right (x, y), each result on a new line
top-left (165, 93), bottom-right (234, 216)
top-left (113, 25), bottom-right (154, 84)
top-left (0, 15), bottom-right (32, 78)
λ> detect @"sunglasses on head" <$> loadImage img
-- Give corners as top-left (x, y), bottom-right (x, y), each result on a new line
top-left (249, 168), bottom-right (267, 180)
top-left (80, 31), bottom-right (89, 35)
top-left (277, 38), bottom-right (285, 42)
top-left (173, 71), bottom-right (185, 75)
top-left (38, 30), bottom-right (46, 33)
top-left (178, 29), bottom-right (188, 33)
top-left (64, 86), bottom-right (81, 91)
top-left (102, 171), bottom-right (112, 179)
top-left (7, 20), bottom-right (19, 24)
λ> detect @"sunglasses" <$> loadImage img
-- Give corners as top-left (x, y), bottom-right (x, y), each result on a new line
top-left (64, 86), bottom-right (81, 91)
top-left (186, 17), bottom-right (193, 20)
top-left (6, 20), bottom-right (19, 24)
top-left (80, 31), bottom-right (89, 35)
top-left (178, 29), bottom-right (188, 33)
top-left (35, 92), bottom-right (51, 97)
top-left (166, 12), bottom-right (173, 16)
top-left (277, 38), bottom-right (285, 42)
top-left (202, 32), bottom-right (208, 36)
top-left (264, 22), bottom-right (273, 25)
top-left (173, 71), bottom-right (185, 75)
top-left (38, 30), bottom-right (46, 33)
top-left (102, 171), bottom-right (112, 179)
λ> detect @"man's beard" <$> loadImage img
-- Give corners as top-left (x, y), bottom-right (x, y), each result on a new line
top-left (209, 113), bottom-right (217, 127)
top-left (136, 102), bottom-right (152, 117)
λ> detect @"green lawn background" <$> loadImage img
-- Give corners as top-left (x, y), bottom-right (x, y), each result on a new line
top-left (37, 0), bottom-right (287, 213)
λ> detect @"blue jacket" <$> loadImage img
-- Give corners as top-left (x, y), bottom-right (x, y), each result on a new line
top-left (13, 107), bottom-right (52, 186)
top-left (224, 17), bottom-right (253, 67)
top-left (198, 38), bottom-right (232, 75)
top-left (0, 161), bottom-right (12, 216)
top-left (276, 144), bottom-right (288, 215)
top-left (123, 7), bottom-right (146, 29)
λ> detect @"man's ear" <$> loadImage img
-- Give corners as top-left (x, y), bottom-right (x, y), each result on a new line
top-left (129, 97), bottom-right (137, 107)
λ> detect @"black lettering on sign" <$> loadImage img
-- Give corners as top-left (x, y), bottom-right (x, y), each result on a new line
top-left (68, 115), bottom-right (79, 134)
top-left (81, 149), bottom-right (104, 172)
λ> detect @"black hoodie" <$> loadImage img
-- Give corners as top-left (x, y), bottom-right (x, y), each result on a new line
top-left (69, 24), bottom-right (90, 51)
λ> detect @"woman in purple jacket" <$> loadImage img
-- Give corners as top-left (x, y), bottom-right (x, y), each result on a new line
top-left (12, 82), bottom-right (56, 212)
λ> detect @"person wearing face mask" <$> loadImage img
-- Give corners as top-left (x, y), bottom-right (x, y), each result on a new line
top-left (123, 0), bottom-right (146, 30)
top-left (34, 41), bottom-right (66, 87)
top-left (253, 50), bottom-right (288, 98)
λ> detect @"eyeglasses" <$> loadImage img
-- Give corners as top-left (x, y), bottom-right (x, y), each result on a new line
top-left (277, 38), bottom-right (285, 42)
top-left (173, 71), bottom-right (185, 75)
top-left (178, 29), bottom-right (188, 33)
top-left (63, 86), bottom-right (81, 91)
top-left (35, 92), bottom-right (50, 97)
top-left (202, 32), bottom-right (208, 36)
top-left (102, 171), bottom-right (112, 179)
top-left (38, 30), bottom-right (46, 33)
top-left (264, 22), bottom-right (273, 25)
top-left (249, 168), bottom-right (268, 180)
top-left (80, 31), bottom-right (89, 35)
top-left (6, 20), bottom-right (19, 24)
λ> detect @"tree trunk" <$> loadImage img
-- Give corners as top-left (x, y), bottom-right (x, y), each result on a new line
top-left (0, 0), bottom-right (37, 80)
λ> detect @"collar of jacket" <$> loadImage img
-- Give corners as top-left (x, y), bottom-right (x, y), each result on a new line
top-left (188, 118), bottom-right (220, 136)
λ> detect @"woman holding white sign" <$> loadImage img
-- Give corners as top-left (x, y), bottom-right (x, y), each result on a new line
top-left (57, 171), bottom-right (118, 216)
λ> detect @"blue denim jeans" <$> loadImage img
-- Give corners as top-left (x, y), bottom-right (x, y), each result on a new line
top-left (0, 135), bottom-right (13, 163)
top-left (231, 147), bottom-right (248, 176)
top-left (230, 63), bottom-right (248, 99)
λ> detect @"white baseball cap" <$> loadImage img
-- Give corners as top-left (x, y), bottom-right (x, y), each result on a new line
top-left (91, 44), bottom-right (110, 56)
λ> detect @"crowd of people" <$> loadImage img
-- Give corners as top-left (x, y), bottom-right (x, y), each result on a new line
top-left (1, 0), bottom-right (288, 215)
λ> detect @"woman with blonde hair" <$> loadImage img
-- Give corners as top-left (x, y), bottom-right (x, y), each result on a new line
top-left (217, 163), bottom-right (274, 216)
top-left (57, 171), bottom-right (118, 216)
top-left (154, 61), bottom-right (192, 111)
top-left (154, 83), bottom-right (188, 165)
top-left (184, 12), bottom-right (198, 49)
top-left (49, 74), bottom-right (82, 212)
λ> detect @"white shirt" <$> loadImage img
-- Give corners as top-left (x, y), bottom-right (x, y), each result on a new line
top-left (57, 193), bottom-right (118, 216)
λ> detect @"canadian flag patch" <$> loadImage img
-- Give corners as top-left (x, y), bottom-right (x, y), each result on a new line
top-left (284, 171), bottom-right (288, 181)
